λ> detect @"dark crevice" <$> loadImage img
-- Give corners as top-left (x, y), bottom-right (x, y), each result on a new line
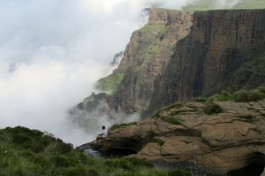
top-left (227, 152), bottom-right (265, 176)
top-left (102, 148), bottom-right (138, 157)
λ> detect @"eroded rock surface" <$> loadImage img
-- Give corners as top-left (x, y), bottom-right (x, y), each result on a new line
top-left (88, 100), bottom-right (265, 175)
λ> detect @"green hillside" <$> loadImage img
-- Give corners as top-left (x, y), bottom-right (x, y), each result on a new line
top-left (96, 73), bottom-right (124, 94)
top-left (0, 126), bottom-right (191, 176)
top-left (183, 0), bottom-right (265, 10)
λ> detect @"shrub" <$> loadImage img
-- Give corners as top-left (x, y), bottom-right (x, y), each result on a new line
top-left (56, 142), bottom-right (73, 154)
top-left (145, 129), bottom-right (165, 146)
top-left (203, 103), bottom-right (222, 115)
top-left (12, 134), bottom-right (32, 145)
top-left (258, 86), bottom-right (265, 94)
top-left (238, 115), bottom-right (254, 120)
top-left (160, 103), bottom-right (183, 112)
top-left (152, 138), bottom-right (164, 146)
top-left (125, 157), bottom-right (153, 168)
top-left (193, 97), bottom-right (208, 102)
top-left (14, 169), bottom-right (24, 176)
top-left (216, 92), bottom-right (234, 101)
top-left (63, 167), bottom-right (99, 176)
top-left (51, 155), bottom-right (76, 167)
top-left (168, 168), bottom-right (192, 176)
top-left (29, 143), bottom-right (45, 153)
top-left (234, 90), bottom-right (265, 102)
top-left (145, 129), bottom-right (156, 142)
top-left (110, 122), bottom-right (137, 131)
top-left (160, 116), bottom-right (182, 125)
top-left (104, 157), bottom-right (153, 172)
top-left (247, 91), bottom-right (265, 102)
top-left (19, 151), bottom-right (47, 167)
top-left (233, 90), bottom-right (249, 102)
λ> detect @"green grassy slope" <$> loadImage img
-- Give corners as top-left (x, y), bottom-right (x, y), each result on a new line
top-left (0, 126), bottom-right (191, 176)
top-left (183, 0), bottom-right (265, 10)
top-left (96, 73), bottom-right (124, 94)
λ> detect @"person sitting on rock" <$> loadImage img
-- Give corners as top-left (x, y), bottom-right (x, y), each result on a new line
top-left (97, 125), bottom-right (108, 141)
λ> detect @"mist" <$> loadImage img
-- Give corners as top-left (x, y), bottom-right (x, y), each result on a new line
top-left (215, 0), bottom-right (240, 8)
top-left (0, 0), bottom-right (190, 146)
top-left (0, 0), bottom-right (244, 146)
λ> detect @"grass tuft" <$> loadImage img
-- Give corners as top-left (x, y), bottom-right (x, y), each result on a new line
top-left (96, 73), bottom-right (124, 94)
top-left (203, 102), bottom-right (222, 115)
top-left (109, 122), bottom-right (138, 131)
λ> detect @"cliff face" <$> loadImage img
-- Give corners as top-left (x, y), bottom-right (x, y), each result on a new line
top-left (109, 9), bottom-right (193, 113)
top-left (146, 9), bottom-right (265, 115)
top-left (76, 8), bottom-right (265, 121)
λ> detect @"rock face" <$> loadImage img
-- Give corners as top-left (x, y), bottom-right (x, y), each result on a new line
top-left (110, 9), bottom-right (193, 113)
top-left (88, 99), bottom-right (265, 175)
top-left (78, 9), bottom-right (265, 119)
top-left (145, 9), bottom-right (265, 115)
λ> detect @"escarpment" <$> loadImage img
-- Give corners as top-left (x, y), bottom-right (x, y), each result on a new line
top-left (145, 9), bottom-right (265, 115)
top-left (111, 9), bottom-right (194, 114)
top-left (74, 8), bottom-right (265, 122)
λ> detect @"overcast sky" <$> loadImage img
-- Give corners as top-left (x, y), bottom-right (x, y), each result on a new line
top-left (0, 0), bottom-right (241, 146)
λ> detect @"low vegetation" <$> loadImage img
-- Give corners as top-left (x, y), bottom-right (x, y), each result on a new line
top-left (158, 116), bottom-right (182, 125)
top-left (0, 126), bottom-right (191, 176)
top-left (96, 73), bottom-right (124, 94)
top-left (144, 129), bottom-right (156, 142)
top-left (237, 115), bottom-right (254, 120)
top-left (152, 103), bottom-right (183, 117)
top-left (109, 122), bottom-right (138, 131)
top-left (148, 87), bottom-right (265, 119)
top-left (216, 87), bottom-right (265, 102)
top-left (140, 24), bottom-right (166, 33)
top-left (144, 129), bottom-right (165, 146)
top-left (229, 56), bottom-right (265, 90)
top-left (203, 102), bottom-right (222, 115)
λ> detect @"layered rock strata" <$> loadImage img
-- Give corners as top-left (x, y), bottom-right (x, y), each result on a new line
top-left (88, 99), bottom-right (265, 175)
top-left (77, 9), bottom-right (265, 119)
top-left (108, 8), bottom-right (194, 113)
top-left (146, 9), bottom-right (265, 115)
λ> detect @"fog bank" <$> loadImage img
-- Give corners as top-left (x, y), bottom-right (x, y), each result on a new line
top-left (0, 0), bottom-right (241, 146)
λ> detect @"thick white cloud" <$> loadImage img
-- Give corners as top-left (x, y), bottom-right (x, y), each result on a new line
top-left (0, 0), bottom-right (239, 146)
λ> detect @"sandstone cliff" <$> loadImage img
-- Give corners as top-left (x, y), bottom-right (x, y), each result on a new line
top-left (145, 9), bottom-right (265, 115)
top-left (97, 8), bottom-right (194, 114)
top-left (73, 8), bottom-right (265, 129)
top-left (95, 9), bottom-right (265, 116)
top-left (87, 98), bottom-right (265, 175)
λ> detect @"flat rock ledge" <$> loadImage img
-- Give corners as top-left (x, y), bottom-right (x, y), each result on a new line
top-left (84, 100), bottom-right (265, 175)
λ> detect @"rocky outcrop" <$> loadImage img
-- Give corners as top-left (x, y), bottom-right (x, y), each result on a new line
top-left (88, 99), bottom-right (265, 175)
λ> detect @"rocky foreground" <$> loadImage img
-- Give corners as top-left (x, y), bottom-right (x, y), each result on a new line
top-left (85, 99), bottom-right (265, 175)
